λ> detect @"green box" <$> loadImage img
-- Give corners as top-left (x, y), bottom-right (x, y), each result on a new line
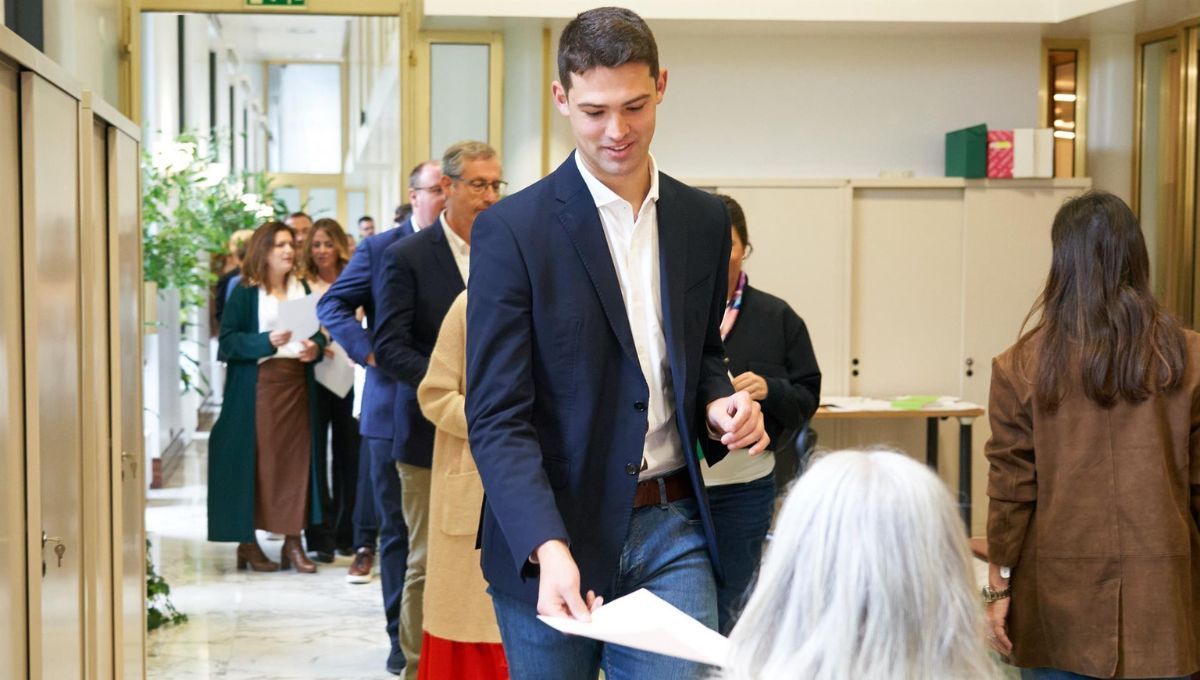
top-left (945, 124), bottom-right (987, 178)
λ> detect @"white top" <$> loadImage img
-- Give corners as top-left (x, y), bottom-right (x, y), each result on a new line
top-left (439, 212), bottom-right (471, 285)
top-left (575, 151), bottom-right (683, 481)
top-left (257, 276), bottom-right (308, 363)
top-left (702, 448), bottom-right (775, 487)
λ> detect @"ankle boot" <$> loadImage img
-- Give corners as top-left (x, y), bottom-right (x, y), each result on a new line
top-left (236, 541), bottom-right (280, 572)
top-left (280, 535), bottom-right (317, 573)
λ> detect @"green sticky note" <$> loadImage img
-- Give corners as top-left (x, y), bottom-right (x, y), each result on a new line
top-left (890, 396), bottom-right (939, 410)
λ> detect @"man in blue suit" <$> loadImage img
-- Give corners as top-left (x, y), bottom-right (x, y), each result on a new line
top-left (315, 159), bottom-right (444, 676)
top-left (466, 8), bottom-right (768, 679)
top-left (374, 140), bottom-right (502, 680)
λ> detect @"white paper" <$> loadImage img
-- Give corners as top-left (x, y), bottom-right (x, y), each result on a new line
top-left (277, 293), bottom-right (320, 340)
top-left (1034, 128), bottom-right (1055, 178)
top-left (1013, 128), bottom-right (1035, 178)
top-left (537, 589), bottom-right (730, 667)
top-left (314, 341), bottom-right (355, 399)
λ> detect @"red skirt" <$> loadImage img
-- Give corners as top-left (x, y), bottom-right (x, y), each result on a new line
top-left (416, 632), bottom-right (508, 680)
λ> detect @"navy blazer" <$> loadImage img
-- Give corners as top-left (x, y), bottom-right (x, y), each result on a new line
top-left (374, 221), bottom-right (466, 468)
top-left (316, 218), bottom-right (415, 445)
top-left (466, 153), bottom-right (735, 605)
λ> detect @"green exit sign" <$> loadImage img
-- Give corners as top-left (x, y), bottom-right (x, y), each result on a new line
top-left (246, 0), bottom-right (305, 6)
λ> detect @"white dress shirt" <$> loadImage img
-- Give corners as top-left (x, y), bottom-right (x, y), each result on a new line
top-left (439, 212), bottom-right (471, 285)
top-left (257, 276), bottom-right (308, 364)
top-left (575, 152), bottom-right (684, 480)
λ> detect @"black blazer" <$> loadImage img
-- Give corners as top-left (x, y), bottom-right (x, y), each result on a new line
top-left (722, 284), bottom-right (821, 449)
top-left (374, 222), bottom-right (466, 468)
top-left (466, 153), bottom-right (735, 605)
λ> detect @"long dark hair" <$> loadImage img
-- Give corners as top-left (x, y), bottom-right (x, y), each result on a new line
top-left (1015, 191), bottom-right (1186, 411)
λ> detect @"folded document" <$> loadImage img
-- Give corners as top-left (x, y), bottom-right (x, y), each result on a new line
top-left (538, 588), bottom-right (730, 667)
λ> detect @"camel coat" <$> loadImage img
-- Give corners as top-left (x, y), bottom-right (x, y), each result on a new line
top-left (417, 293), bottom-right (502, 644)
top-left (986, 329), bottom-right (1200, 678)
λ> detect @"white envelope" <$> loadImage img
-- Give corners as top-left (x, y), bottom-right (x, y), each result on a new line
top-left (314, 341), bottom-right (355, 399)
top-left (537, 588), bottom-right (730, 667)
top-left (277, 293), bottom-right (320, 340)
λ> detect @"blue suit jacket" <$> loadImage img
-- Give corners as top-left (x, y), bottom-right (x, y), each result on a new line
top-left (374, 221), bottom-right (466, 468)
top-left (466, 154), bottom-right (735, 605)
top-left (316, 219), bottom-right (415, 449)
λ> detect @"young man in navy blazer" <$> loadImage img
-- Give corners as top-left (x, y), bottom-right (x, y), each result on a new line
top-left (374, 141), bottom-right (502, 680)
top-left (315, 160), bottom-right (444, 677)
top-left (466, 8), bottom-right (768, 678)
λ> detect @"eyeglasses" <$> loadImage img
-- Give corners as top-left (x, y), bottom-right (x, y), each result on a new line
top-left (447, 174), bottom-right (508, 195)
top-left (411, 185), bottom-right (444, 195)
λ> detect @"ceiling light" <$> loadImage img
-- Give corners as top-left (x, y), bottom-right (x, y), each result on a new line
top-left (1053, 119), bottom-right (1075, 129)
top-left (1053, 131), bottom-right (1076, 140)
top-left (1053, 93), bottom-right (1077, 102)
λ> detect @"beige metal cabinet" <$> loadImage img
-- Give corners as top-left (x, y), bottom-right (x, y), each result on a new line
top-left (22, 69), bottom-right (86, 680)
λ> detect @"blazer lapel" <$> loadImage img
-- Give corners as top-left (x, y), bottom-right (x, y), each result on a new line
top-left (429, 223), bottom-right (466, 290)
top-left (554, 158), bottom-right (638, 364)
top-left (655, 178), bottom-right (689, 403)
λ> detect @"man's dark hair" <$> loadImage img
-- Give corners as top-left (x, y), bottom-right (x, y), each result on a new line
top-left (558, 7), bottom-right (659, 92)
top-left (394, 203), bottom-right (412, 223)
top-left (288, 211), bottom-right (311, 222)
top-left (358, 215), bottom-right (374, 225)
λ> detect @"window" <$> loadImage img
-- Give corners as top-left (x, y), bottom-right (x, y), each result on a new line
top-left (266, 63), bottom-right (343, 174)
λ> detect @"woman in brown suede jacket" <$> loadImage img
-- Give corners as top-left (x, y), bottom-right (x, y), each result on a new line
top-left (985, 191), bottom-right (1200, 679)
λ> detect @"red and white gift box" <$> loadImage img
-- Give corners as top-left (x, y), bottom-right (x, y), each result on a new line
top-left (987, 130), bottom-right (1014, 179)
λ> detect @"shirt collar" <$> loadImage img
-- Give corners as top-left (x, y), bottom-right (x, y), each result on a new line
top-left (574, 150), bottom-right (660, 210)
top-left (439, 212), bottom-right (470, 255)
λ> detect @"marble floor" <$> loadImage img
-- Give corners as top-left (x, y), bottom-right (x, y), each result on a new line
top-left (146, 435), bottom-right (395, 680)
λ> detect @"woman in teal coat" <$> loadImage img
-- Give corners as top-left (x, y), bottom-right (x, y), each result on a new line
top-left (209, 220), bottom-right (328, 573)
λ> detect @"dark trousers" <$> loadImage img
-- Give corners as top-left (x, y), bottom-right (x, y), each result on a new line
top-left (366, 436), bottom-right (409, 655)
top-left (307, 385), bottom-right (363, 551)
top-left (351, 436), bottom-right (378, 549)
top-left (707, 471), bottom-right (777, 635)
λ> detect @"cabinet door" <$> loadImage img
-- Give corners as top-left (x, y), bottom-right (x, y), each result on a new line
top-left (850, 188), bottom-right (964, 397)
top-left (715, 185), bottom-right (851, 394)
top-left (109, 126), bottom-right (146, 680)
top-left (21, 71), bottom-right (85, 680)
top-left (0, 58), bottom-right (27, 680)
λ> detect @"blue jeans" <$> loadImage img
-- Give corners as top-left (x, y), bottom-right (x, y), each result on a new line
top-left (1021, 670), bottom-right (1188, 680)
top-left (490, 497), bottom-right (718, 680)
top-left (706, 471), bottom-right (776, 634)
top-left (366, 437), bottom-right (409, 656)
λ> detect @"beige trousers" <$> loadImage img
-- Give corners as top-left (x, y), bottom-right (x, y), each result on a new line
top-left (396, 462), bottom-right (430, 680)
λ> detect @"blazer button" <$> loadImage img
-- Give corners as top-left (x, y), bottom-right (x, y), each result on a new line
top-left (634, 401), bottom-right (647, 412)
top-left (625, 463), bottom-right (638, 475)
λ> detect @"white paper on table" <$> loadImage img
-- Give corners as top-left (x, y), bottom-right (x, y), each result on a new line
top-left (537, 589), bottom-right (730, 667)
top-left (277, 293), bottom-right (320, 340)
top-left (314, 341), bottom-right (355, 399)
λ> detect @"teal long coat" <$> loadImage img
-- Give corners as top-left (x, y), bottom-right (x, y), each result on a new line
top-left (207, 281), bottom-right (328, 543)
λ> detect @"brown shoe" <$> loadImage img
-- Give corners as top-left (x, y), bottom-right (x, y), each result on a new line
top-left (280, 535), bottom-right (317, 573)
top-left (346, 547), bottom-right (375, 584)
top-left (236, 541), bottom-right (280, 572)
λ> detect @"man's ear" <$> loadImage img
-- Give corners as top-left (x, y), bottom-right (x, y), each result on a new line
top-left (552, 80), bottom-right (571, 116)
top-left (655, 69), bottom-right (668, 104)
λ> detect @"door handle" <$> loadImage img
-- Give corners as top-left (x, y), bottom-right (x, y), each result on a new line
top-left (41, 532), bottom-right (65, 572)
top-left (121, 450), bottom-right (137, 479)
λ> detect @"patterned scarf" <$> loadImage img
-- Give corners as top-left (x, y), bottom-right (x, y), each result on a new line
top-left (720, 271), bottom-right (747, 341)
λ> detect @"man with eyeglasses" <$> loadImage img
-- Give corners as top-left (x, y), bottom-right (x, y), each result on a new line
top-left (373, 140), bottom-right (502, 680)
top-left (315, 159), bottom-right (445, 676)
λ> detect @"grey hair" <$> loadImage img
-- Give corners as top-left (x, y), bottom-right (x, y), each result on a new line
top-left (441, 140), bottom-right (497, 180)
top-left (721, 449), bottom-right (998, 680)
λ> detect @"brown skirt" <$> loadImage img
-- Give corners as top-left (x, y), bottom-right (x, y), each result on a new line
top-left (254, 358), bottom-right (310, 534)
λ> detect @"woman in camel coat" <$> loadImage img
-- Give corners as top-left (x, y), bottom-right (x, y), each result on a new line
top-left (416, 292), bottom-right (508, 679)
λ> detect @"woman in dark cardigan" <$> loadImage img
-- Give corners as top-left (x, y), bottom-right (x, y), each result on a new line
top-left (702, 194), bottom-right (822, 635)
top-left (208, 220), bottom-right (328, 573)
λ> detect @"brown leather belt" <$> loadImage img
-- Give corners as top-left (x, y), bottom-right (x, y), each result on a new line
top-left (632, 469), bottom-right (694, 509)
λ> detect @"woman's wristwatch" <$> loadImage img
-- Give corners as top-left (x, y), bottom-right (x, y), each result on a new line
top-left (982, 584), bottom-right (1011, 603)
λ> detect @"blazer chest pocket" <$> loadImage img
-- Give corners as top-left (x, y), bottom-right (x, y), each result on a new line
top-left (542, 456), bottom-right (570, 489)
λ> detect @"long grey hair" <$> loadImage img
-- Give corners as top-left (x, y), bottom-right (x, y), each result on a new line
top-left (721, 449), bottom-right (998, 679)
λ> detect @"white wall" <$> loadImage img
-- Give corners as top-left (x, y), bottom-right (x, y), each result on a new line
top-left (42, 0), bottom-right (122, 105)
top-left (536, 23), bottom-right (1043, 180)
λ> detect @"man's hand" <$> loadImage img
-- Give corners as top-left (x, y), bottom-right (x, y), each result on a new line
top-left (366, 352), bottom-right (377, 368)
top-left (297, 339), bottom-right (319, 363)
top-left (706, 391), bottom-right (770, 454)
top-left (268, 329), bottom-right (293, 347)
top-left (534, 540), bottom-right (603, 621)
top-left (731, 371), bottom-right (768, 401)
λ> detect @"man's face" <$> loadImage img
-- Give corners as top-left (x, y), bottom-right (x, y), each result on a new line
top-left (441, 157), bottom-right (503, 226)
top-left (359, 219), bottom-right (375, 238)
top-left (286, 215), bottom-right (313, 244)
top-left (553, 62), bottom-right (666, 185)
top-left (409, 164), bottom-right (446, 227)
